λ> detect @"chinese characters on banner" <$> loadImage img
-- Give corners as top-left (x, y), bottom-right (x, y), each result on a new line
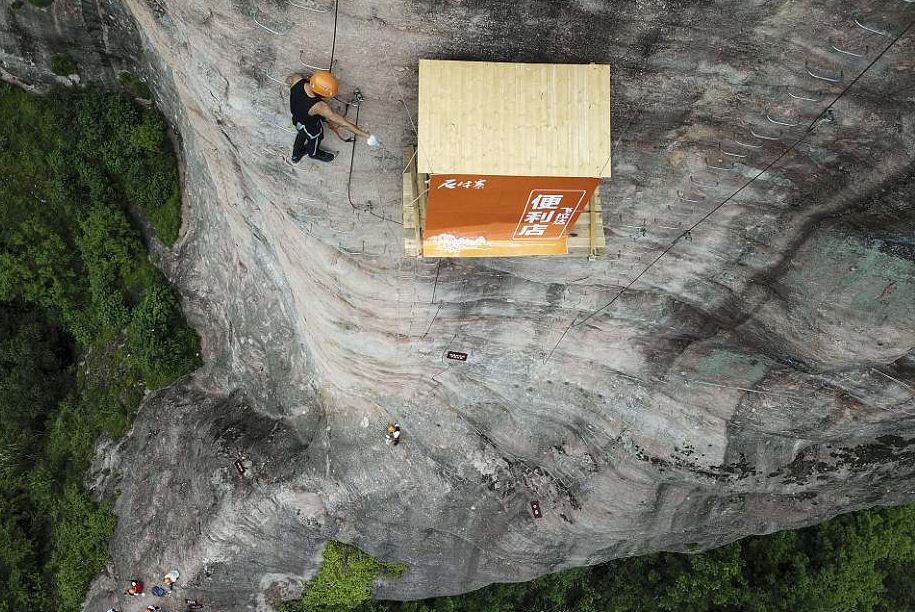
top-left (438, 178), bottom-right (487, 190)
top-left (422, 175), bottom-right (600, 257)
top-left (513, 190), bottom-right (587, 240)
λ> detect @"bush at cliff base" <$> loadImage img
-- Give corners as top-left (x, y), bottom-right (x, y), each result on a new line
top-left (364, 503), bottom-right (915, 612)
top-left (282, 541), bottom-right (407, 612)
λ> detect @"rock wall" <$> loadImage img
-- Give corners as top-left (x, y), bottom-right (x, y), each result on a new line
top-left (4, 1), bottom-right (915, 610)
top-left (1, 0), bottom-right (141, 88)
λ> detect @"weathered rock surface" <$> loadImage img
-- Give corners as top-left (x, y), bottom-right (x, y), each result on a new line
top-left (4, 0), bottom-right (915, 610)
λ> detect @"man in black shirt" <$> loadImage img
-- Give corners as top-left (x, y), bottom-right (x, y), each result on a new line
top-left (285, 71), bottom-right (376, 163)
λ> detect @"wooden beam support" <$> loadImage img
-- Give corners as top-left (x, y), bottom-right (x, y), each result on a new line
top-left (402, 145), bottom-right (422, 257)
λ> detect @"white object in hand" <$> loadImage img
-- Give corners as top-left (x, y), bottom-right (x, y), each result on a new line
top-left (366, 134), bottom-right (380, 147)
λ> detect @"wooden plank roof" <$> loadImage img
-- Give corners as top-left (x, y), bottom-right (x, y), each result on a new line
top-left (417, 60), bottom-right (612, 178)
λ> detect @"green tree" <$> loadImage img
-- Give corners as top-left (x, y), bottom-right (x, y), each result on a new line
top-left (49, 486), bottom-right (117, 612)
top-left (0, 82), bottom-right (198, 611)
top-left (0, 482), bottom-right (46, 612)
top-left (126, 283), bottom-right (200, 389)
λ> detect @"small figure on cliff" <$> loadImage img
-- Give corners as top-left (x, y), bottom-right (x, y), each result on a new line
top-left (285, 71), bottom-right (379, 164)
top-left (125, 579), bottom-right (145, 597)
top-left (385, 422), bottom-right (402, 446)
top-left (163, 569), bottom-right (180, 590)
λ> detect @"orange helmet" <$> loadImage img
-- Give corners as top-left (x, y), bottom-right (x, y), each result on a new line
top-left (309, 71), bottom-right (338, 97)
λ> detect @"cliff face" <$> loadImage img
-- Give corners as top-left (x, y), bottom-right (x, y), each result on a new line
top-left (4, 1), bottom-right (915, 610)
top-left (1, 0), bottom-right (140, 88)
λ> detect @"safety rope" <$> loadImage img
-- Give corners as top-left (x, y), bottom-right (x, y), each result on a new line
top-left (328, 0), bottom-right (339, 70)
top-left (344, 100), bottom-right (404, 225)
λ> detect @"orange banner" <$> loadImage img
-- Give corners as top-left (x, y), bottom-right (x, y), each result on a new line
top-left (422, 175), bottom-right (600, 257)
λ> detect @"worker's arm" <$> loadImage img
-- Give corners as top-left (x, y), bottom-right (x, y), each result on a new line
top-left (311, 102), bottom-right (370, 139)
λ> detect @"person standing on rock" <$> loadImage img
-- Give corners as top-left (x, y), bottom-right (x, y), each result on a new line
top-left (386, 422), bottom-right (402, 446)
top-left (163, 569), bottom-right (180, 590)
top-left (125, 579), bottom-right (145, 597)
top-left (285, 71), bottom-right (378, 163)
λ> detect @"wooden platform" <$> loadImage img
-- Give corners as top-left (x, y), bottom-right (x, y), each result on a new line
top-left (566, 190), bottom-right (607, 257)
top-left (402, 146), bottom-right (606, 258)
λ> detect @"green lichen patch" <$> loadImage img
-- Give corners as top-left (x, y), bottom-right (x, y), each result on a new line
top-left (696, 348), bottom-right (770, 383)
top-left (788, 234), bottom-right (915, 323)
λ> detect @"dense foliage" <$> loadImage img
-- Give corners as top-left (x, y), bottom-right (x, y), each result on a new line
top-left (283, 542), bottom-right (406, 612)
top-left (118, 72), bottom-right (153, 101)
top-left (0, 84), bottom-right (199, 611)
top-left (360, 504), bottom-right (915, 612)
top-left (50, 55), bottom-right (78, 77)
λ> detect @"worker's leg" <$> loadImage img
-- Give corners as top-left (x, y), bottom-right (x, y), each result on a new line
top-left (291, 128), bottom-right (310, 163)
top-left (292, 124), bottom-right (334, 163)
top-left (307, 125), bottom-right (335, 163)
top-left (307, 125), bottom-right (323, 157)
